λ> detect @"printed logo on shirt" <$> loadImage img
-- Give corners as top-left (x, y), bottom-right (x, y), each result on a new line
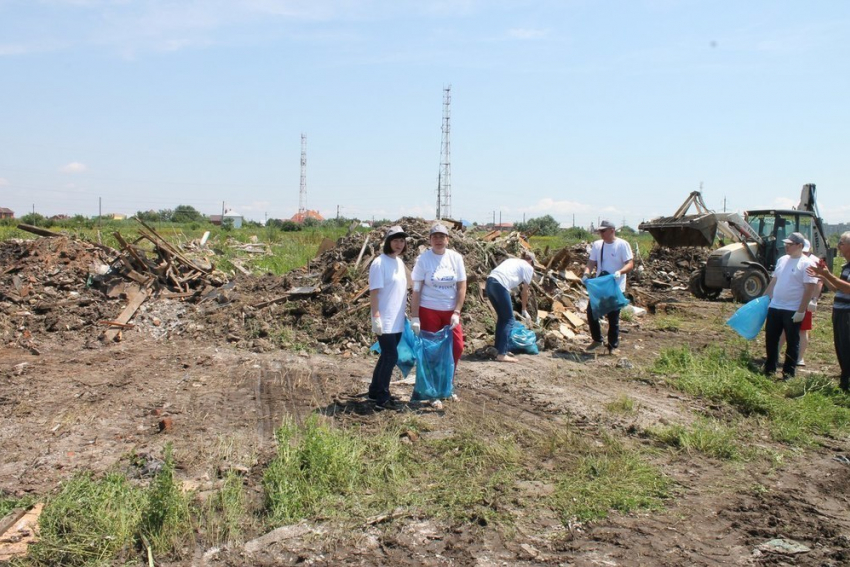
top-left (431, 264), bottom-right (457, 288)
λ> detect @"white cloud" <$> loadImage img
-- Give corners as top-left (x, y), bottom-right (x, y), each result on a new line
top-left (60, 162), bottom-right (88, 173)
top-left (507, 28), bottom-right (548, 40)
top-left (518, 198), bottom-right (592, 215)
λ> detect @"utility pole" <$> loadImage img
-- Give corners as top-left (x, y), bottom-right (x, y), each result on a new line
top-left (572, 214), bottom-right (575, 227)
top-left (299, 133), bottom-right (307, 216)
top-left (436, 85), bottom-right (452, 220)
top-left (336, 205), bottom-right (340, 220)
top-left (492, 211), bottom-right (496, 227)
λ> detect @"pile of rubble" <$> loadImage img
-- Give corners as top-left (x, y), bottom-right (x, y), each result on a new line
top-left (635, 246), bottom-right (710, 290)
top-left (3, 220), bottom-right (713, 356)
top-left (171, 218), bottom-right (598, 355)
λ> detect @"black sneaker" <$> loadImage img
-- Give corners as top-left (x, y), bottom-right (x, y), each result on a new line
top-left (373, 399), bottom-right (401, 411)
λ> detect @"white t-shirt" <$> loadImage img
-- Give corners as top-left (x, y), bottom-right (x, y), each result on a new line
top-left (368, 254), bottom-right (408, 333)
top-left (411, 249), bottom-right (467, 311)
top-left (770, 254), bottom-right (818, 311)
top-left (588, 237), bottom-right (633, 292)
top-left (489, 258), bottom-right (533, 291)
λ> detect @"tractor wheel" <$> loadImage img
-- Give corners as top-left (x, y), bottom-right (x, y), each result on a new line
top-left (731, 269), bottom-right (768, 303)
top-left (688, 267), bottom-right (722, 301)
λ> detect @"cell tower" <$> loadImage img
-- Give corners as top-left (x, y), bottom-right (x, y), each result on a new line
top-left (298, 133), bottom-right (307, 216)
top-left (436, 85), bottom-right (451, 220)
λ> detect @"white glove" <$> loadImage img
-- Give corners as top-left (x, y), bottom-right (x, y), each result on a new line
top-left (521, 310), bottom-right (530, 321)
top-left (371, 316), bottom-right (383, 335)
top-left (613, 270), bottom-right (621, 278)
top-left (450, 312), bottom-right (460, 329)
top-left (411, 317), bottom-right (421, 336)
top-left (792, 311), bottom-right (805, 323)
top-left (807, 300), bottom-right (817, 313)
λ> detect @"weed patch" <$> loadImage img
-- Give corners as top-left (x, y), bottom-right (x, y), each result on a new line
top-left (653, 346), bottom-right (850, 445)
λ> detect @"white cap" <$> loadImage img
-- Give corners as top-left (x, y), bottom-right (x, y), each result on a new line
top-left (803, 238), bottom-right (811, 253)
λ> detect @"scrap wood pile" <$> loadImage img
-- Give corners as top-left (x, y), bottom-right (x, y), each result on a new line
top-left (0, 222), bottom-right (229, 348)
top-left (191, 218), bottom-right (598, 355)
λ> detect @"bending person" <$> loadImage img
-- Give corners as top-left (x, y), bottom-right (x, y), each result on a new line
top-left (367, 226), bottom-right (409, 409)
top-left (485, 251), bottom-right (535, 362)
top-left (410, 223), bottom-right (467, 376)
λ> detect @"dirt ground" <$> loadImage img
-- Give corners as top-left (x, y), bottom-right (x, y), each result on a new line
top-left (2, 286), bottom-right (849, 566)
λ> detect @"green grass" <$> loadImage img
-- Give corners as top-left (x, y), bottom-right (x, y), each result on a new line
top-left (26, 444), bottom-right (193, 566)
top-left (653, 315), bottom-right (683, 332)
top-left (653, 345), bottom-right (850, 445)
top-left (551, 441), bottom-right (670, 523)
top-left (198, 471), bottom-right (247, 547)
top-left (648, 418), bottom-right (742, 460)
top-left (606, 394), bottom-right (638, 414)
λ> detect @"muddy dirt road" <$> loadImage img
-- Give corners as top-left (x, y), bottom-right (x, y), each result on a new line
top-left (2, 294), bottom-right (849, 566)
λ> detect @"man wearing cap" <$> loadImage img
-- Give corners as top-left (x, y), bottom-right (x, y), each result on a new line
top-left (367, 225), bottom-right (409, 409)
top-left (582, 220), bottom-right (634, 353)
top-left (411, 223), bottom-right (468, 375)
top-left (485, 250), bottom-right (536, 362)
top-left (763, 231), bottom-right (819, 380)
top-left (807, 231), bottom-right (850, 391)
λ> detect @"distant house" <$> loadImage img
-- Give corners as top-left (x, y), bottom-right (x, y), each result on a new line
top-left (0, 207), bottom-right (14, 219)
top-left (105, 213), bottom-right (127, 220)
top-left (49, 214), bottom-right (70, 221)
top-left (223, 210), bottom-right (243, 229)
top-left (494, 222), bottom-right (514, 232)
top-left (210, 210), bottom-right (243, 228)
top-left (290, 210), bottom-right (325, 224)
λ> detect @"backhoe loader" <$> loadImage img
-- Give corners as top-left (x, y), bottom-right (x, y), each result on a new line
top-left (639, 184), bottom-right (834, 303)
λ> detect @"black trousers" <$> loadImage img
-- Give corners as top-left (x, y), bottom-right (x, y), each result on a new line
top-left (833, 309), bottom-right (850, 390)
top-left (369, 333), bottom-right (402, 403)
top-left (765, 307), bottom-right (801, 377)
top-left (587, 302), bottom-right (621, 349)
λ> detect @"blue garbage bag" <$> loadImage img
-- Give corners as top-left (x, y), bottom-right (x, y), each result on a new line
top-left (508, 321), bottom-right (539, 354)
top-left (368, 319), bottom-right (417, 377)
top-left (585, 274), bottom-right (630, 319)
top-left (726, 295), bottom-right (770, 340)
top-left (411, 325), bottom-right (455, 401)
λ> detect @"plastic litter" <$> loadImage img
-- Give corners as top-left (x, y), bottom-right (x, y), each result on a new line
top-left (585, 274), bottom-right (630, 319)
top-left (726, 295), bottom-right (770, 340)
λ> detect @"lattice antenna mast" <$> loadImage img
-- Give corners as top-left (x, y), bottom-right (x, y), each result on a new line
top-left (298, 133), bottom-right (307, 215)
top-left (436, 85), bottom-right (452, 220)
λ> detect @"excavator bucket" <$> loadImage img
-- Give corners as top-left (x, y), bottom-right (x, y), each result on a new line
top-left (638, 190), bottom-right (747, 248)
top-left (639, 213), bottom-right (719, 248)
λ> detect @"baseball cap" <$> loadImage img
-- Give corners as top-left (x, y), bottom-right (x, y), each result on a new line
top-left (385, 225), bottom-right (408, 240)
top-left (802, 238), bottom-right (811, 253)
top-left (522, 250), bottom-right (536, 264)
top-left (429, 223), bottom-right (450, 236)
top-left (782, 232), bottom-right (805, 246)
top-left (598, 220), bottom-right (616, 231)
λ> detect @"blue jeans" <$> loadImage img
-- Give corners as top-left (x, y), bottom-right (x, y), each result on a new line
top-left (587, 302), bottom-right (621, 348)
top-left (485, 277), bottom-right (514, 355)
top-left (369, 333), bottom-right (401, 403)
top-left (765, 307), bottom-right (800, 377)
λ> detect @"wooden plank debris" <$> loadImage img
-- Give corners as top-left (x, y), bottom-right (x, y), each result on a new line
top-left (17, 224), bottom-right (62, 237)
top-left (103, 290), bottom-right (149, 342)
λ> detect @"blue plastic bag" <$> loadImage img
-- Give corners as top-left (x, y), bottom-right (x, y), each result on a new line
top-left (585, 274), bottom-right (630, 319)
top-left (508, 321), bottom-right (539, 354)
top-left (369, 319), bottom-right (417, 377)
top-left (411, 325), bottom-right (455, 401)
top-left (726, 295), bottom-right (770, 340)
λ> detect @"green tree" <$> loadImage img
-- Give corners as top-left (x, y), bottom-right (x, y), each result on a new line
top-left (517, 215), bottom-right (561, 236)
top-left (171, 205), bottom-right (203, 223)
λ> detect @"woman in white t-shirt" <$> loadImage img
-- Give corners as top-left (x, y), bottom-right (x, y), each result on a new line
top-left (410, 223), bottom-right (467, 376)
top-left (367, 225), bottom-right (409, 409)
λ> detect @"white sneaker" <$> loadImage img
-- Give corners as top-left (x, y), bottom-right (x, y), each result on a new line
top-left (450, 394), bottom-right (459, 402)
top-left (431, 400), bottom-right (444, 410)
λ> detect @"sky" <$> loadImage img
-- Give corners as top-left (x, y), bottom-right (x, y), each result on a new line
top-left (1, 0), bottom-right (849, 229)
